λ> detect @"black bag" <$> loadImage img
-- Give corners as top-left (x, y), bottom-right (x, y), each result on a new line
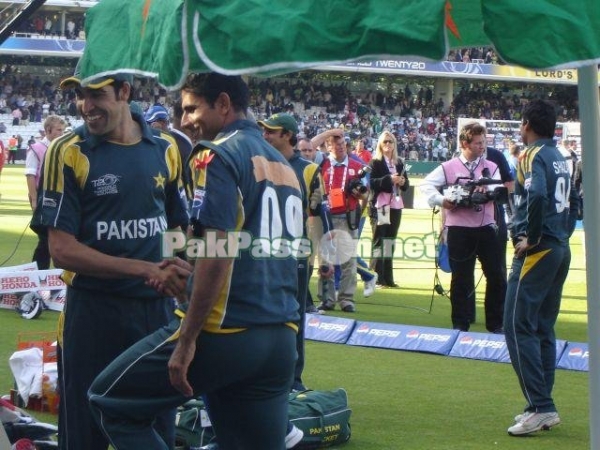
top-left (289, 389), bottom-right (352, 448)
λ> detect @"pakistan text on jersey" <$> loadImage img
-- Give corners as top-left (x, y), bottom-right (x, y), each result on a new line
top-left (97, 216), bottom-right (168, 240)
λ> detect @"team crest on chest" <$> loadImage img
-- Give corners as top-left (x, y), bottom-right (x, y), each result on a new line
top-left (90, 174), bottom-right (121, 196)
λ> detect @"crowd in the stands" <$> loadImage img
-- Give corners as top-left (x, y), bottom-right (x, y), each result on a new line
top-left (1, 63), bottom-right (580, 162)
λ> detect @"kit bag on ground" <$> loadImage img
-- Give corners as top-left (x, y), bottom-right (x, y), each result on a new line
top-left (175, 389), bottom-right (351, 449)
top-left (289, 388), bottom-right (352, 448)
top-left (174, 398), bottom-right (216, 449)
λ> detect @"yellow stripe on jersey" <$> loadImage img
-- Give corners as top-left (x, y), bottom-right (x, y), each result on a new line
top-left (520, 248), bottom-right (551, 279)
top-left (44, 133), bottom-right (90, 193)
top-left (64, 147), bottom-right (91, 190)
top-left (251, 155), bottom-right (300, 191)
top-left (302, 162), bottom-right (322, 217)
top-left (235, 185), bottom-right (245, 230)
top-left (159, 131), bottom-right (182, 183)
top-left (190, 148), bottom-right (213, 189)
top-left (517, 145), bottom-right (542, 186)
top-left (60, 270), bottom-right (76, 286)
top-left (57, 311), bottom-right (64, 347)
top-left (44, 133), bottom-right (79, 192)
top-left (302, 162), bottom-right (319, 192)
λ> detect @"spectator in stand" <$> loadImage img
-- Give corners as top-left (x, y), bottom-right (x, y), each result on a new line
top-left (44, 16), bottom-right (52, 36)
top-left (21, 107), bottom-right (30, 126)
top-left (34, 16), bottom-right (44, 35)
top-left (11, 107), bottom-right (22, 126)
top-left (7, 135), bottom-right (18, 164)
top-left (66, 19), bottom-right (76, 39)
top-left (408, 146), bottom-right (419, 161)
top-left (25, 115), bottom-right (66, 269)
top-left (353, 138), bottom-right (372, 165)
top-left (369, 131), bottom-right (409, 288)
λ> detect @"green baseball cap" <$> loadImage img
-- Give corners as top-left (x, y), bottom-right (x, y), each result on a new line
top-left (60, 73), bottom-right (133, 90)
top-left (258, 113), bottom-right (299, 135)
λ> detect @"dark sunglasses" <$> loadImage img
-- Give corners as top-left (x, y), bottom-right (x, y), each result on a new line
top-left (383, 140), bottom-right (394, 144)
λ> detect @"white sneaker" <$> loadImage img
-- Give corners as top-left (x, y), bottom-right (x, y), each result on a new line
top-left (508, 411), bottom-right (560, 436)
top-left (514, 411), bottom-right (531, 423)
top-left (364, 273), bottom-right (378, 297)
top-left (285, 424), bottom-right (304, 449)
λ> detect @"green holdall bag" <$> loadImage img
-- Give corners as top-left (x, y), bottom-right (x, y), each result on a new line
top-left (289, 389), bottom-right (352, 448)
top-left (174, 398), bottom-right (216, 449)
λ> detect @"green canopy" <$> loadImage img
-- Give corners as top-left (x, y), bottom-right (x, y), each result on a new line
top-left (79, 0), bottom-right (449, 90)
top-left (77, 0), bottom-right (600, 89)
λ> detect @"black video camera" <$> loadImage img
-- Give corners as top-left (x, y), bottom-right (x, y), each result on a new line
top-left (443, 168), bottom-right (508, 211)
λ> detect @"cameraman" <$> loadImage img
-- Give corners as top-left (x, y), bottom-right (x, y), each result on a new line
top-left (420, 122), bottom-right (506, 332)
top-left (313, 129), bottom-right (369, 312)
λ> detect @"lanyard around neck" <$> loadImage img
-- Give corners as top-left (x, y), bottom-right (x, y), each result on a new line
top-left (329, 161), bottom-right (348, 192)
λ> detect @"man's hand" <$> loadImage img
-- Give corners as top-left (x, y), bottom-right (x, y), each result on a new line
top-left (326, 128), bottom-right (345, 139)
top-left (351, 186), bottom-right (369, 200)
top-left (442, 199), bottom-right (457, 210)
top-left (168, 339), bottom-right (196, 397)
top-left (319, 264), bottom-right (334, 279)
top-left (309, 187), bottom-right (322, 210)
top-left (514, 235), bottom-right (536, 257)
top-left (146, 257), bottom-right (192, 300)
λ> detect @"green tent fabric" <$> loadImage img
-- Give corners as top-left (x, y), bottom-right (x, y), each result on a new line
top-left (79, 0), bottom-right (448, 90)
top-left (447, 0), bottom-right (600, 69)
top-left (78, 0), bottom-right (600, 89)
top-left (482, 0), bottom-right (600, 69)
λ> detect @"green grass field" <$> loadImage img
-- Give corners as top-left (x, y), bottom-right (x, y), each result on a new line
top-left (0, 164), bottom-right (590, 449)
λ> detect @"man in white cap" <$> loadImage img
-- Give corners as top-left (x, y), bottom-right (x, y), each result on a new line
top-left (144, 104), bottom-right (171, 132)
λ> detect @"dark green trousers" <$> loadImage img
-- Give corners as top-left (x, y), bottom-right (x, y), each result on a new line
top-left (89, 318), bottom-right (296, 450)
top-left (504, 239), bottom-right (570, 413)
top-left (59, 288), bottom-right (175, 450)
top-left (294, 258), bottom-right (309, 390)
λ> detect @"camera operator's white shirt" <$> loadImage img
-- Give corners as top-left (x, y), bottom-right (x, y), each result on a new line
top-left (24, 137), bottom-right (50, 177)
top-left (419, 155), bottom-right (500, 208)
